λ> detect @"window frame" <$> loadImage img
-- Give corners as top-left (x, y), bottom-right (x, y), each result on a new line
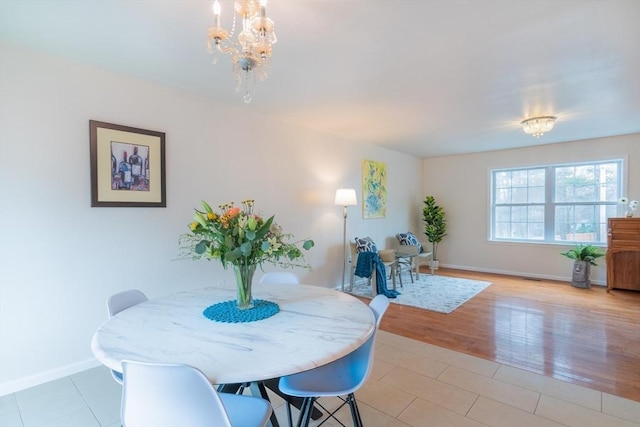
top-left (489, 159), bottom-right (624, 245)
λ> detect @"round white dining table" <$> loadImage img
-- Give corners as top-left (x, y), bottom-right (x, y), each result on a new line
top-left (91, 283), bottom-right (375, 385)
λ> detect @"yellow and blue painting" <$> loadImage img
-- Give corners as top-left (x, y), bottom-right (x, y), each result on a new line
top-left (362, 160), bottom-right (387, 219)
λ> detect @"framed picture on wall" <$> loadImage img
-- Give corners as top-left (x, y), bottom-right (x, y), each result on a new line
top-left (90, 120), bottom-right (166, 207)
top-left (362, 159), bottom-right (387, 218)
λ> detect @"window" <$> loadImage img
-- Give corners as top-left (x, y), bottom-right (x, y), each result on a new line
top-left (491, 160), bottom-right (622, 244)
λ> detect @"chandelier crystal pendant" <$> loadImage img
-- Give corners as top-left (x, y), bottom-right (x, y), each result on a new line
top-left (521, 116), bottom-right (557, 138)
top-left (207, 0), bottom-right (277, 103)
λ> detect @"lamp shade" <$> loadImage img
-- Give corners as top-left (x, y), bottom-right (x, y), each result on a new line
top-left (334, 188), bottom-right (357, 206)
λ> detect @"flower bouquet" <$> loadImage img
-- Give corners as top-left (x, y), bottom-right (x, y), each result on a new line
top-left (179, 199), bottom-right (314, 309)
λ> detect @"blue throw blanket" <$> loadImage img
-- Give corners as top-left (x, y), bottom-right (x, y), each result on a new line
top-left (354, 252), bottom-right (400, 298)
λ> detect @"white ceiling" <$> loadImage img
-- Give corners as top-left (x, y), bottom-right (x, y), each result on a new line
top-left (1, 0), bottom-right (639, 158)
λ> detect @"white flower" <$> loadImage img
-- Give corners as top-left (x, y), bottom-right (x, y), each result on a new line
top-left (630, 200), bottom-right (639, 211)
top-left (619, 197), bottom-right (629, 205)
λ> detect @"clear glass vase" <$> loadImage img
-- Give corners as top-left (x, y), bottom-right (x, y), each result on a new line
top-left (233, 264), bottom-right (256, 310)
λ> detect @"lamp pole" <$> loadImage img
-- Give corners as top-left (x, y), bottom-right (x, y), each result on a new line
top-left (335, 188), bottom-right (357, 292)
top-left (341, 204), bottom-right (348, 292)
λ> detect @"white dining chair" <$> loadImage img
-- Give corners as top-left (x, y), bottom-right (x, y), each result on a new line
top-left (121, 360), bottom-right (272, 427)
top-left (106, 289), bottom-right (148, 384)
top-left (278, 294), bottom-right (390, 427)
top-left (107, 289), bottom-right (148, 317)
top-left (259, 271), bottom-right (299, 284)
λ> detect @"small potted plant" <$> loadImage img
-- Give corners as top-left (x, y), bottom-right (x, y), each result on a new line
top-left (422, 195), bottom-right (447, 270)
top-left (560, 244), bottom-right (605, 288)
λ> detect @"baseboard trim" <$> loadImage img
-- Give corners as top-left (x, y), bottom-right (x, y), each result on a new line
top-left (0, 358), bottom-right (101, 396)
top-left (439, 263), bottom-right (606, 287)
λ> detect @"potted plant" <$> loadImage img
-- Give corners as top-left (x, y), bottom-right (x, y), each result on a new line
top-left (422, 195), bottom-right (447, 270)
top-left (560, 244), bottom-right (605, 288)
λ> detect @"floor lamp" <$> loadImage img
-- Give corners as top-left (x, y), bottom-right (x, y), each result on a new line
top-left (335, 188), bottom-right (357, 292)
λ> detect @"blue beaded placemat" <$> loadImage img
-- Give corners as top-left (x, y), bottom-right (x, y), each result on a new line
top-left (202, 299), bottom-right (279, 323)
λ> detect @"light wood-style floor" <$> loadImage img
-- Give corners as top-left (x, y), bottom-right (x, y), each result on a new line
top-left (375, 268), bottom-right (640, 402)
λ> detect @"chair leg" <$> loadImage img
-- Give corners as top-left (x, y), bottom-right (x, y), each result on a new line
top-left (297, 398), bottom-right (315, 427)
top-left (346, 394), bottom-right (363, 427)
top-left (285, 401), bottom-right (293, 427)
top-left (249, 381), bottom-right (280, 427)
top-left (349, 262), bottom-right (356, 293)
top-left (216, 383), bottom-right (242, 393)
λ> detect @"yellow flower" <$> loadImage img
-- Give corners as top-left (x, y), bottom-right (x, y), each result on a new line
top-left (190, 221), bottom-right (199, 231)
top-left (207, 212), bottom-right (217, 221)
top-left (267, 236), bottom-right (281, 252)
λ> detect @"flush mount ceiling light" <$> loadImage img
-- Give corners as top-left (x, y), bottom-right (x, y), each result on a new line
top-left (207, 0), bottom-right (277, 103)
top-left (521, 116), bottom-right (557, 138)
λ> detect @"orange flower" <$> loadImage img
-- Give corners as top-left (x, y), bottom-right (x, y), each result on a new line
top-left (227, 207), bottom-right (241, 218)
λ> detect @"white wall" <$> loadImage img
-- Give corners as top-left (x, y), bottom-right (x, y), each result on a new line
top-left (0, 42), bottom-right (423, 394)
top-left (423, 133), bottom-right (640, 283)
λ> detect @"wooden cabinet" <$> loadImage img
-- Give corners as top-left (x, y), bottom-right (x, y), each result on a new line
top-left (606, 218), bottom-right (640, 292)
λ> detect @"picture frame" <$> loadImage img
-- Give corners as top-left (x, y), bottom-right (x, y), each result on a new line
top-left (362, 159), bottom-right (387, 219)
top-left (90, 120), bottom-right (166, 207)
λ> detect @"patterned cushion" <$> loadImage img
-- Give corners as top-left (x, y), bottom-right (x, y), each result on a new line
top-left (396, 232), bottom-right (423, 253)
top-left (355, 236), bottom-right (377, 253)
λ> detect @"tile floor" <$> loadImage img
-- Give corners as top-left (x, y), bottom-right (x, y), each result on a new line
top-left (1, 331), bottom-right (638, 427)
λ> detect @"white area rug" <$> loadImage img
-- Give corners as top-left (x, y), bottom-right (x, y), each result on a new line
top-left (349, 273), bottom-right (492, 314)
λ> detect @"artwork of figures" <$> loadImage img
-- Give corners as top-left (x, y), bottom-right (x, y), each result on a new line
top-left (110, 142), bottom-right (150, 191)
top-left (90, 120), bottom-right (166, 207)
top-left (362, 159), bottom-right (387, 219)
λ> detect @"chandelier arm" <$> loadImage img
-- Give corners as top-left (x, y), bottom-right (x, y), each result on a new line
top-left (218, 45), bottom-right (238, 55)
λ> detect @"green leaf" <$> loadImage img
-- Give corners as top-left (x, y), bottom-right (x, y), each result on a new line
top-left (245, 230), bottom-right (256, 241)
top-left (254, 216), bottom-right (275, 240)
top-left (201, 200), bottom-right (213, 213)
top-left (239, 242), bottom-right (253, 256)
top-left (195, 240), bottom-right (209, 254)
top-left (193, 212), bottom-right (208, 228)
top-left (561, 244), bottom-right (604, 266)
top-left (225, 248), bottom-right (241, 262)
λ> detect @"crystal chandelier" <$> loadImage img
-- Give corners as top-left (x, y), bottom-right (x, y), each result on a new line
top-left (207, 0), bottom-right (277, 103)
top-left (521, 116), bottom-right (557, 138)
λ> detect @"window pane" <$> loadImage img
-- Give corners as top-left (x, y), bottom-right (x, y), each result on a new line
top-left (529, 186), bottom-right (545, 203)
top-left (529, 206), bottom-right (544, 222)
top-left (511, 222), bottom-right (527, 239)
top-left (554, 205), bottom-right (573, 241)
top-left (528, 222), bottom-right (544, 240)
top-left (512, 206), bottom-right (528, 222)
top-left (495, 206), bottom-right (511, 222)
top-left (494, 221), bottom-right (511, 239)
top-left (512, 170), bottom-right (528, 187)
top-left (496, 188), bottom-right (511, 204)
top-left (529, 169), bottom-right (545, 186)
top-left (512, 187), bottom-right (528, 203)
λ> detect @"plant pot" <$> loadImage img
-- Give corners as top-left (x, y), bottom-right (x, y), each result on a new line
top-left (571, 260), bottom-right (591, 289)
top-left (430, 260), bottom-right (440, 270)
